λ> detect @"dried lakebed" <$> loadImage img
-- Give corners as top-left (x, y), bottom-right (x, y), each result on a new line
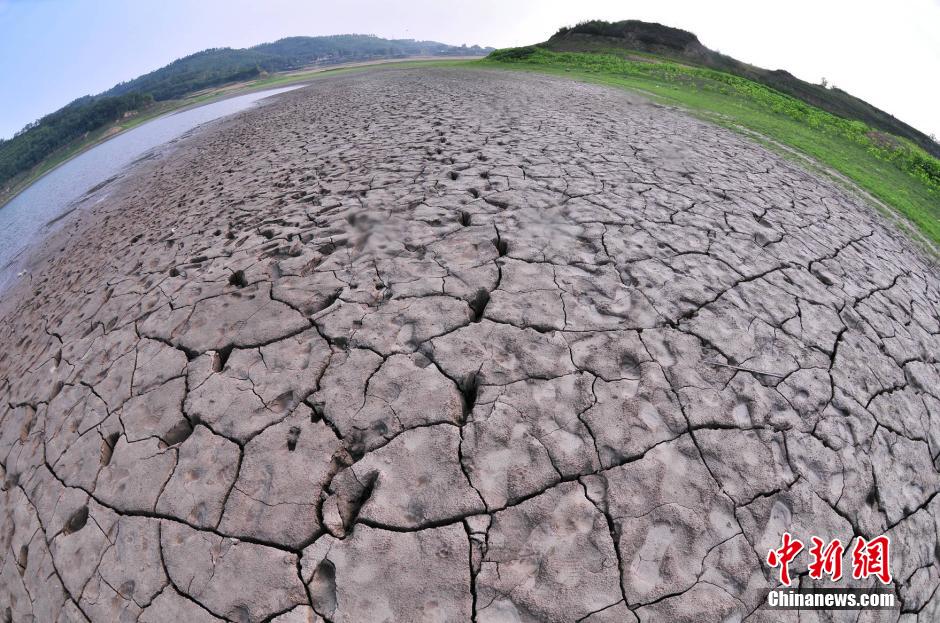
top-left (1, 68), bottom-right (939, 622)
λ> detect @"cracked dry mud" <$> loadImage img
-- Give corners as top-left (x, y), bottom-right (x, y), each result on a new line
top-left (1, 67), bottom-right (939, 623)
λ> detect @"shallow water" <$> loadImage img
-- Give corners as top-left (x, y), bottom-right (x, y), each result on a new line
top-left (0, 84), bottom-right (303, 292)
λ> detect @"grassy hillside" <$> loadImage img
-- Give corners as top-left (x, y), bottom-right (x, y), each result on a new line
top-left (483, 46), bottom-right (940, 249)
top-left (546, 21), bottom-right (940, 159)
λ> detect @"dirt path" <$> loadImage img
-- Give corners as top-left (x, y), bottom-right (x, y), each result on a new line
top-left (1, 67), bottom-right (938, 622)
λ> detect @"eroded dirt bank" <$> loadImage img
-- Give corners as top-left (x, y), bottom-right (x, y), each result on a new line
top-left (1, 67), bottom-right (939, 622)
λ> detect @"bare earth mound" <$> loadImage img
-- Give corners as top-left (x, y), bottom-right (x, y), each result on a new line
top-left (1, 68), bottom-right (939, 622)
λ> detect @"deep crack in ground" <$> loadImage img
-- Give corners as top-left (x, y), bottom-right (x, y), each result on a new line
top-left (1, 67), bottom-right (939, 622)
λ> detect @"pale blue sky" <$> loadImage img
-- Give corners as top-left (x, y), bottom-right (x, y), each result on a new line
top-left (1, 0), bottom-right (938, 140)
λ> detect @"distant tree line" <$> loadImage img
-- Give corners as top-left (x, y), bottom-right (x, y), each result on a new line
top-left (104, 35), bottom-right (490, 101)
top-left (548, 20), bottom-right (940, 158)
top-left (1, 35), bottom-right (492, 191)
top-left (554, 20), bottom-right (698, 51)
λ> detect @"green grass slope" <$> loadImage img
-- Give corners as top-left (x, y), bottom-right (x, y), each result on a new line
top-left (545, 20), bottom-right (940, 159)
top-left (482, 46), bottom-right (940, 250)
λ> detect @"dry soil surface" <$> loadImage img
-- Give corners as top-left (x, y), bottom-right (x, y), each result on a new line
top-left (2, 68), bottom-right (940, 623)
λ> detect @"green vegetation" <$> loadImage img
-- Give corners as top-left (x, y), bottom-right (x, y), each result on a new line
top-left (0, 59), bottom-right (480, 209)
top-left (105, 35), bottom-right (490, 101)
top-left (0, 92), bottom-right (153, 189)
top-left (483, 46), bottom-right (940, 248)
top-left (546, 20), bottom-right (940, 159)
top-left (0, 35), bottom-right (492, 200)
top-left (6, 18), bottom-right (937, 252)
